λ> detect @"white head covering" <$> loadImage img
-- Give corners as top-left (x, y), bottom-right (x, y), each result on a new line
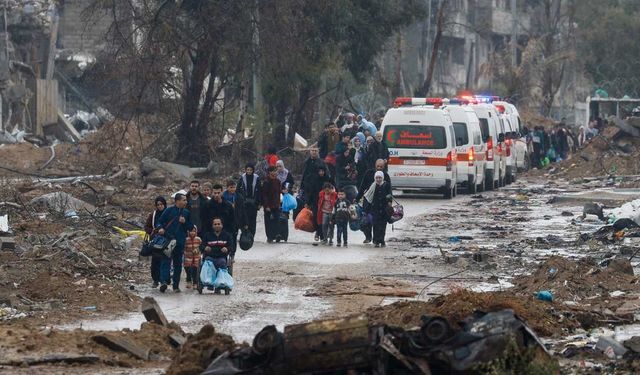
top-left (374, 171), bottom-right (384, 185)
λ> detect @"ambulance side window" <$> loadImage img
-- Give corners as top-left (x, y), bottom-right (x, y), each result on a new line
top-left (474, 128), bottom-right (482, 145)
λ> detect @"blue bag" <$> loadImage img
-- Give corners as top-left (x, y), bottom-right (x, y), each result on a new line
top-left (213, 268), bottom-right (235, 290)
top-left (149, 234), bottom-right (169, 250)
top-left (200, 259), bottom-right (216, 285)
top-left (282, 193), bottom-right (297, 212)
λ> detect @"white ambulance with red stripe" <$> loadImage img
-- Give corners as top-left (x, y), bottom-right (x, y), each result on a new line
top-left (469, 102), bottom-right (505, 190)
top-left (443, 102), bottom-right (486, 194)
top-left (382, 98), bottom-right (459, 199)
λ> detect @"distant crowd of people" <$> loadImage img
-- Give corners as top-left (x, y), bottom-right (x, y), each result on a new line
top-left (527, 116), bottom-right (608, 169)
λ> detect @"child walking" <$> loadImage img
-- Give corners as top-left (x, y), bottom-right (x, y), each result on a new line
top-left (183, 226), bottom-right (202, 289)
top-left (317, 182), bottom-right (337, 245)
top-left (333, 190), bottom-right (350, 247)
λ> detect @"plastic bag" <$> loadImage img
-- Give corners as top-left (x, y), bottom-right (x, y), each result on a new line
top-left (282, 193), bottom-right (298, 212)
top-left (239, 230), bottom-right (254, 251)
top-left (294, 207), bottom-right (315, 232)
top-left (213, 268), bottom-right (235, 290)
top-left (200, 259), bottom-right (216, 285)
top-left (388, 200), bottom-right (404, 223)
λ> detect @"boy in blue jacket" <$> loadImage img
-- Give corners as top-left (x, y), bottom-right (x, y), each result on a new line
top-left (156, 193), bottom-right (194, 293)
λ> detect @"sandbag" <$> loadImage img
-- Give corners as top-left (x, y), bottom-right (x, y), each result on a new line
top-left (213, 268), bottom-right (235, 290)
top-left (294, 207), bottom-right (315, 232)
top-left (239, 230), bottom-right (254, 251)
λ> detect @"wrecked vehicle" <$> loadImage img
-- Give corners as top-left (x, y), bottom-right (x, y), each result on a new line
top-left (202, 309), bottom-right (552, 375)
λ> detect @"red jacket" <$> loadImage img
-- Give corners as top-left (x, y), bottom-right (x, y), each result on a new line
top-left (316, 189), bottom-right (337, 225)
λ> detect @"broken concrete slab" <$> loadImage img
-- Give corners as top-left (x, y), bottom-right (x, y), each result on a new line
top-left (0, 214), bottom-right (8, 233)
top-left (30, 191), bottom-right (96, 214)
top-left (168, 333), bottom-right (187, 348)
top-left (92, 334), bottom-right (150, 360)
top-left (141, 157), bottom-right (215, 183)
top-left (141, 297), bottom-right (168, 326)
top-left (609, 116), bottom-right (640, 138)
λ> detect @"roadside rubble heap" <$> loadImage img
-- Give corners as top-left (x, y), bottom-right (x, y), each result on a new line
top-left (539, 117), bottom-right (640, 182)
top-left (0, 297), bottom-right (201, 368)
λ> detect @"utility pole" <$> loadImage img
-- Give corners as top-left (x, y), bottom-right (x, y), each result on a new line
top-left (511, 0), bottom-right (517, 66)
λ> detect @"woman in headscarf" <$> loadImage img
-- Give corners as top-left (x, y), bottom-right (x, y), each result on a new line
top-left (352, 135), bottom-right (367, 189)
top-left (335, 144), bottom-right (356, 190)
top-left (144, 196), bottom-right (167, 288)
top-left (276, 160), bottom-right (294, 188)
top-left (363, 171), bottom-right (392, 248)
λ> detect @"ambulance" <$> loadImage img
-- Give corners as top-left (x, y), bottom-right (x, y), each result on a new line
top-left (442, 102), bottom-right (486, 194)
top-left (493, 100), bottom-right (528, 172)
top-left (469, 102), bottom-right (505, 190)
top-left (382, 98), bottom-right (459, 199)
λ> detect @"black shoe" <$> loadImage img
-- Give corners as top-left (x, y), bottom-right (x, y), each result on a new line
top-left (374, 243), bottom-right (380, 248)
top-left (363, 239), bottom-right (371, 244)
top-left (267, 239), bottom-right (274, 243)
top-left (207, 286), bottom-right (214, 291)
top-left (159, 284), bottom-right (167, 293)
top-left (381, 242), bottom-right (386, 247)
top-left (152, 282), bottom-right (159, 288)
top-left (344, 243), bottom-right (348, 248)
top-left (173, 287), bottom-right (181, 293)
top-left (336, 243), bottom-right (341, 247)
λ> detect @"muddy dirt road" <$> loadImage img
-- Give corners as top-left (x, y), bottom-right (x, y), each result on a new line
top-left (63, 192), bottom-right (461, 343)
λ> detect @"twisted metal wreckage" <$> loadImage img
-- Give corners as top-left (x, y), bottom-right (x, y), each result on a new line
top-left (202, 309), bottom-right (550, 374)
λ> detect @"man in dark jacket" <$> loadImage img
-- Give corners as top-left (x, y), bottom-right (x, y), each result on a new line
top-left (186, 180), bottom-right (207, 235)
top-left (261, 166), bottom-right (282, 243)
top-left (356, 159), bottom-right (391, 244)
top-left (301, 147), bottom-right (328, 194)
top-left (237, 163), bottom-right (260, 236)
top-left (203, 184), bottom-right (236, 238)
top-left (200, 217), bottom-right (234, 285)
top-left (156, 193), bottom-right (194, 293)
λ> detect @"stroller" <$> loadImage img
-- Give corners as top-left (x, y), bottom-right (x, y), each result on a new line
top-left (196, 255), bottom-right (234, 295)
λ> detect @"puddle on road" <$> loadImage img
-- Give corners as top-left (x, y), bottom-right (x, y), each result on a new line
top-left (60, 284), bottom-right (329, 344)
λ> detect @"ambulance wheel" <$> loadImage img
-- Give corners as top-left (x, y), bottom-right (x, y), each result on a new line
top-left (444, 187), bottom-right (453, 199)
top-left (468, 181), bottom-right (477, 194)
top-left (485, 171), bottom-right (494, 191)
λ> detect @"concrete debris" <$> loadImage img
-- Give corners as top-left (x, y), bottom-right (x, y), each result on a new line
top-left (141, 157), bottom-right (214, 183)
top-left (92, 334), bottom-right (151, 360)
top-left (0, 214), bottom-right (8, 233)
top-left (141, 297), bottom-right (169, 327)
top-left (0, 304), bottom-right (27, 321)
top-left (30, 191), bottom-right (96, 214)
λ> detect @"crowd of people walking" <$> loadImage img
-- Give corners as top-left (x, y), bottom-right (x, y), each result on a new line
top-left (142, 113), bottom-right (396, 292)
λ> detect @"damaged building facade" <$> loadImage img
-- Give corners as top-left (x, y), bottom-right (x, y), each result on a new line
top-left (0, 0), bottom-right (115, 144)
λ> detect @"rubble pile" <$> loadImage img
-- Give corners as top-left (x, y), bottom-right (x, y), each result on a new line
top-left (534, 119), bottom-right (640, 182)
top-left (366, 289), bottom-right (577, 337)
top-left (166, 324), bottom-right (239, 375)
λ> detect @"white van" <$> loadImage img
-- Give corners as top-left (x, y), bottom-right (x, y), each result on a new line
top-left (498, 113), bottom-right (517, 184)
top-left (382, 98), bottom-right (458, 199)
top-left (470, 103), bottom-right (505, 190)
top-left (443, 104), bottom-right (486, 194)
top-left (493, 101), bottom-right (528, 172)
